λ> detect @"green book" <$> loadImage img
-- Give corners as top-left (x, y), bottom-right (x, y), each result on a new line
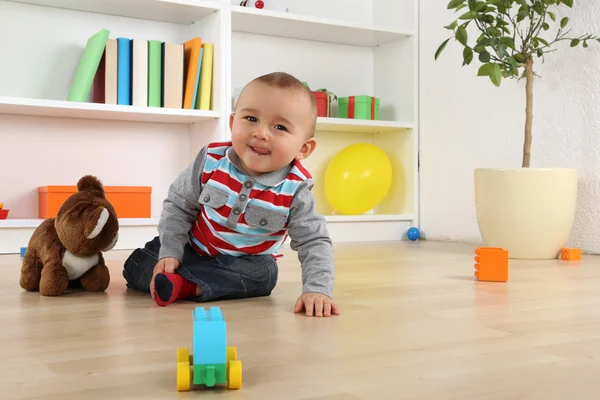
top-left (67, 29), bottom-right (110, 102)
top-left (148, 40), bottom-right (162, 107)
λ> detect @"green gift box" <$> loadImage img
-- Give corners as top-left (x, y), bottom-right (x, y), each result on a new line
top-left (338, 95), bottom-right (380, 120)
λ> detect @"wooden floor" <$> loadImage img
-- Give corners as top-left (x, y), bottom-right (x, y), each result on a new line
top-left (2, 241), bottom-right (600, 399)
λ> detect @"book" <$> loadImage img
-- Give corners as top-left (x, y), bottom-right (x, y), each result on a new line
top-left (117, 37), bottom-right (132, 105)
top-left (196, 43), bottom-right (213, 110)
top-left (67, 28), bottom-right (110, 102)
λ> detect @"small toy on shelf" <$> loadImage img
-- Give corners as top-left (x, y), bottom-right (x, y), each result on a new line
top-left (176, 306), bottom-right (242, 392)
top-left (339, 95), bottom-right (380, 120)
top-left (0, 203), bottom-right (9, 219)
top-left (303, 82), bottom-right (337, 118)
top-left (474, 247), bottom-right (508, 282)
top-left (560, 247), bottom-right (581, 261)
top-left (239, 0), bottom-right (288, 12)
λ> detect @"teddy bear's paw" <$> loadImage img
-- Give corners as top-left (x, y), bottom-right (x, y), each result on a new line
top-left (80, 264), bottom-right (110, 292)
top-left (20, 275), bottom-right (40, 292)
top-left (39, 265), bottom-right (69, 296)
top-left (20, 256), bottom-right (42, 291)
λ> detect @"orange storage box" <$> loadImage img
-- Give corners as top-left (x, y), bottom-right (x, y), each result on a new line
top-left (38, 185), bottom-right (152, 219)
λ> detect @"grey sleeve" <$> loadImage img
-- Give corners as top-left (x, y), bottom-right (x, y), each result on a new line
top-left (287, 179), bottom-right (335, 298)
top-left (157, 146), bottom-right (207, 262)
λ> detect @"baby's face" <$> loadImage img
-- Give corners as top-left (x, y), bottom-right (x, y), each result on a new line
top-left (230, 81), bottom-right (316, 177)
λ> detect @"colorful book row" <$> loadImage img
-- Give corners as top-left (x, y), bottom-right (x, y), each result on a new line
top-left (67, 29), bottom-right (214, 110)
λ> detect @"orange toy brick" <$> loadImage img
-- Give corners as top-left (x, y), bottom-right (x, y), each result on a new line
top-left (474, 247), bottom-right (508, 282)
top-left (560, 248), bottom-right (581, 261)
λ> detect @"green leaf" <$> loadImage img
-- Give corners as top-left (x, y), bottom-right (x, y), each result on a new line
top-left (500, 36), bottom-right (516, 50)
top-left (447, 0), bottom-right (465, 9)
top-left (561, 17), bottom-right (569, 29)
top-left (562, 0), bottom-right (573, 7)
top-left (548, 11), bottom-right (556, 21)
top-left (478, 63), bottom-right (502, 87)
top-left (536, 37), bottom-right (550, 46)
top-left (459, 10), bottom-right (478, 20)
top-left (514, 53), bottom-right (526, 63)
top-left (435, 38), bottom-right (451, 60)
top-left (570, 39), bottom-right (580, 47)
top-left (479, 51), bottom-right (491, 62)
top-left (444, 21), bottom-right (458, 30)
top-left (456, 26), bottom-right (468, 45)
top-left (463, 47), bottom-right (473, 65)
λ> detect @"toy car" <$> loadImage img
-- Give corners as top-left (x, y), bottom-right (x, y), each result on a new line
top-left (176, 306), bottom-right (242, 391)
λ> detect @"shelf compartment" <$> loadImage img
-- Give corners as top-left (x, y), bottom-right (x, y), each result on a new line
top-left (231, 6), bottom-right (412, 47)
top-left (316, 117), bottom-right (413, 133)
top-left (0, 97), bottom-right (220, 124)
top-left (7, 0), bottom-right (223, 24)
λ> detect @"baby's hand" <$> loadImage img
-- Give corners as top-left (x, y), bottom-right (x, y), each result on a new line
top-left (149, 257), bottom-right (180, 299)
top-left (294, 292), bottom-right (340, 317)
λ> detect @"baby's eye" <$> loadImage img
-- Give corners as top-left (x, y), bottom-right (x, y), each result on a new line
top-left (244, 116), bottom-right (257, 122)
top-left (274, 124), bottom-right (287, 131)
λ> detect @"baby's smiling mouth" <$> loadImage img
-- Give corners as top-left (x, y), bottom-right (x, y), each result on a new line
top-left (250, 146), bottom-right (271, 156)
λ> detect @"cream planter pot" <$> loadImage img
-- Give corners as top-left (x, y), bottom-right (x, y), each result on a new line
top-left (474, 168), bottom-right (578, 259)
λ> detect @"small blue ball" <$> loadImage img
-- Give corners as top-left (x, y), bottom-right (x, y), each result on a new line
top-left (407, 227), bottom-right (420, 241)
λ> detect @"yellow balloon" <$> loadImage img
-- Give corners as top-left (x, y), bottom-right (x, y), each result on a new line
top-left (324, 143), bottom-right (393, 215)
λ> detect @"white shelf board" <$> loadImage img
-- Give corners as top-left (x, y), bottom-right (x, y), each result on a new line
top-left (7, 0), bottom-right (222, 24)
top-left (0, 218), bottom-right (160, 229)
top-left (325, 214), bottom-right (414, 222)
top-left (0, 97), bottom-right (220, 124)
top-left (316, 117), bottom-right (414, 133)
top-left (231, 6), bottom-right (412, 47)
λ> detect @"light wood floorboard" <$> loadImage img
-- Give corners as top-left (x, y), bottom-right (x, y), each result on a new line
top-left (1, 241), bottom-right (600, 399)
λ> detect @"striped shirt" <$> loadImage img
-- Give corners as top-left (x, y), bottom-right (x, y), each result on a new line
top-left (190, 141), bottom-right (311, 258)
top-left (157, 141), bottom-right (335, 297)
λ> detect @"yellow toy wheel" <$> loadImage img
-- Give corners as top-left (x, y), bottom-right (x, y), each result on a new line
top-left (227, 346), bottom-right (237, 361)
top-left (176, 347), bottom-right (191, 391)
top-left (227, 359), bottom-right (242, 389)
top-left (177, 347), bottom-right (189, 363)
top-left (177, 361), bottom-right (191, 391)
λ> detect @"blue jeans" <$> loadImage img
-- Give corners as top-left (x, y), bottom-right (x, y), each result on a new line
top-left (122, 236), bottom-right (278, 302)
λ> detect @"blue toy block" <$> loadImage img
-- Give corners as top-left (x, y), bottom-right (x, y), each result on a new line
top-left (20, 247), bottom-right (27, 257)
top-left (192, 306), bottom-right (226, 365)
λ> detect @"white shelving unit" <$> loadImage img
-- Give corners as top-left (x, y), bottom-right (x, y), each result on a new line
top-left (0, 0), bottom-right (419, 254)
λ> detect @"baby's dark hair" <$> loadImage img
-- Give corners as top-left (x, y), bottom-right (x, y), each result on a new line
top-left (237, 71), bottom-right (318, 136)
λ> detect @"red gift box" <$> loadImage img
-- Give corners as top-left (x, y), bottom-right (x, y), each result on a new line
top-left (312, 91), bottom-right (330, 117)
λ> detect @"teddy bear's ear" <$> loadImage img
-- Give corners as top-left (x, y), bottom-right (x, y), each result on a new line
top-left (85, 206), bottom-right (110, 239)
top-left (77, 175), bottom-right (105, 198)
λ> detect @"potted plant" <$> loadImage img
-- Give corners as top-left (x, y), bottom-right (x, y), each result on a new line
top-left (435, 0), bottom-right (599, 259)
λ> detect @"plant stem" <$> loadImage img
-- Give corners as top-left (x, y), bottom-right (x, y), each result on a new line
top-left (522, 56), bottom-right (533, 168)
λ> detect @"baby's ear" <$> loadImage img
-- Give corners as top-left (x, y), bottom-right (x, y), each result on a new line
top-left (296, 137), bottom-right (317, 160)
top-left (85, 206), bottom-right (110, 239)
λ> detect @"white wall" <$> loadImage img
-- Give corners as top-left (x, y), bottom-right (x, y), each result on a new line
top-left (420, 1), bottom-right (600, 253)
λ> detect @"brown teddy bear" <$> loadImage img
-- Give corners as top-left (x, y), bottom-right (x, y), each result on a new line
top-left (20, 175), bottom-right (119, 296)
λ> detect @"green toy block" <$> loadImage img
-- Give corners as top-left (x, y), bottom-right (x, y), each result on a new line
top-left (338, 95), bottom-right (380, 120)
top-left (193, 363), bottom-right (227, 387)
